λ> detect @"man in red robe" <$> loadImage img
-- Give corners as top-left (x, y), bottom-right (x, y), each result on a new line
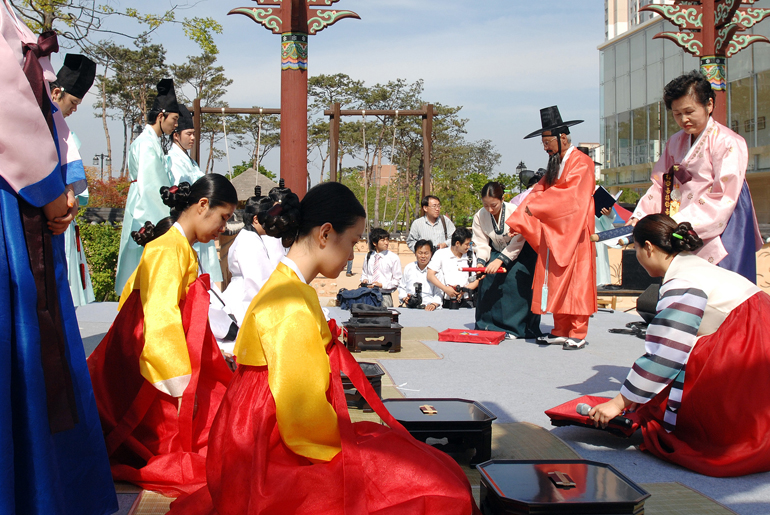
top-left (507, 106), bottom-right (597, 350)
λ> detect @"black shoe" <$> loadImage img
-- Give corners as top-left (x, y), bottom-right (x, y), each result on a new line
top-left (537, 333), bottom-right (567, 345)
top-left (562, 338), bottom-right (588, 350)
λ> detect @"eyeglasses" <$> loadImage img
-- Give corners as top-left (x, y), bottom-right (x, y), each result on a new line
top-left (428, 204), bottom-right (441, 209)
top-left (541, 136), bottom-right (557, 147)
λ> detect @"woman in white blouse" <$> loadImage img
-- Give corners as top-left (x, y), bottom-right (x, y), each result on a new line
top-left (472, 182), bottom-right (541, 338)
top-left (220, 187), bottom-right (287, 328)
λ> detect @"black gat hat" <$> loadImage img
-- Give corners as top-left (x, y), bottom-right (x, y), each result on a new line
top-left (524, 105), bottom-right (583, 139)
top-left (55, 54), bottom-right (97, 99)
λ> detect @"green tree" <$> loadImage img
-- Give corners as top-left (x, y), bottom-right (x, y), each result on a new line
top-left (172, 53), bottom-right (239, 174)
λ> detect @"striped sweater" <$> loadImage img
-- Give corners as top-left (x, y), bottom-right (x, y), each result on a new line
top-left (620, 278), bottom-right (707, 432)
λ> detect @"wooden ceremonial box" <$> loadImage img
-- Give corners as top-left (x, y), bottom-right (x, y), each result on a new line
top-left (340, 361), bottom-right (385, 412)
top-left (344, 306), bottom-right (402, 353)
top-left (477, 459), bottom-right (650, 514)
top-left (382, 398), bottom-right (496, 466)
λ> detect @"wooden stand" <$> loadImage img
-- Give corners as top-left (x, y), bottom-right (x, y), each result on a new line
top-left (382, 398), bottom-right (496, 467)
top-left (341, 361), bottom-right (384, 412)
top-left (345, 324), bottom-right (402, 353)
top-left (478, 460), bottom-right (649, 514)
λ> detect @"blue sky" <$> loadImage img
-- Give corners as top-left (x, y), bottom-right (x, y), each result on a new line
top-left (54, 0), bottom-right (606, 183)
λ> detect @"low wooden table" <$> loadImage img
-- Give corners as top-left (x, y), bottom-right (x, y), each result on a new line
top-left (382, 398), bottom-right (496, 466)
top-left (341, 361), bottom-right (384, 412)
top-left (345, 323), bottom-right (403, 353)
top-left (477, 459), bottom-right (650, 514)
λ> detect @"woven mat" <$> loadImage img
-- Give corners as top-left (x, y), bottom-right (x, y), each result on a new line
top-left (353, 339), bottom-right (440, 360)
top-left (462, 422), bottom-right (581, 494)
top-left (640, 482), bottom-right (738, 514)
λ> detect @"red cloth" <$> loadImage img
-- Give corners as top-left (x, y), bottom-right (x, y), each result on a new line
top-left (544, 395), bottom-right (640, 438)
top-left (87, 275), bottom-right (233, 496)
top-left (506, 149), bottom-right (597, 316)
top-left (169, 321), bottom-right (480, 514)
top-left (636, 292), bottom-right (770, 477)
top-left (438, 328), bottom-right (506, 345)
top-left (552, 314), bottom-right (589, 339)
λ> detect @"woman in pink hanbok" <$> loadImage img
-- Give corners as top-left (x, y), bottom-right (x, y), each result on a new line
top-left (630, 70), bottom-right (763, 283)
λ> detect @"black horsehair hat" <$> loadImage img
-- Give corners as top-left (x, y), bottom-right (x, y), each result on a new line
top-left (153, 78), bottom-right (181, 114)
top-left (176, 105), bottom-right (195, 132)
top-left (56, 54), bottom-right (97, 99)
top-left (524, 105), bottom-right (583, 139)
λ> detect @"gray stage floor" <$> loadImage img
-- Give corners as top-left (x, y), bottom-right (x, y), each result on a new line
top-left (78, 302), bottom-right (770, 514)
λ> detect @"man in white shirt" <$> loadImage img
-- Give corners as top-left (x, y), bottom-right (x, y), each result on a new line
top-left (398, 239), bottom-right (442, 311)
top-left (406, 195), bottom-right (456, 251)
top-left (427, 228), bottom-right (480, 308)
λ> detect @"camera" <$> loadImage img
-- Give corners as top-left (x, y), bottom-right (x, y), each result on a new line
top-left (405, 282), bottom-right (424, 309)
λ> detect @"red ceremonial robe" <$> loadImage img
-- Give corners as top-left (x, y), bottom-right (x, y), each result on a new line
top-left (506, 147), bottom-right (597, 316)
top-left (87, 275), bottom-right (233, 496)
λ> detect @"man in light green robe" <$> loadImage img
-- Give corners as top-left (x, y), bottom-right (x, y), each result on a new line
top-left (114, 79), bottom-right (180, 294)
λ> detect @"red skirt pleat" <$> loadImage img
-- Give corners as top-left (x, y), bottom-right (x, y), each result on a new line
top-left (636, 292), bottom-right (770, 477)
top-left (87, 275), bottom-right (233, 496)
top-left (170, 321), bottom-right (480, 514)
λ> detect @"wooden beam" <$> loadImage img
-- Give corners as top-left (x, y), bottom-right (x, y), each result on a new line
top-left (199, 107), bottom-right (281, 115)
top-left (323, 108), bottom-right (427, 116)
top-left (192, 98), bottom-right (201, 165)
top-left (422, 103), bottom-right (433, 197)
top-left (329, 102), bottom-right (340, 182)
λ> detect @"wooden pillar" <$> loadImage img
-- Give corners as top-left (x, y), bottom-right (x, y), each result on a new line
top-left (280, 32), bottom-right (309, 197)
top-left (421, 103), bottom-right (433, 197)
top-left (329, 102), bottom-right (340, 182)
top-left (192, 98), bottom-right (201, 165)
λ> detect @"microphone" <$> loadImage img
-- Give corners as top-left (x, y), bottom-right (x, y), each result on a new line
top-left (576, 402), bottom-right (633, 429)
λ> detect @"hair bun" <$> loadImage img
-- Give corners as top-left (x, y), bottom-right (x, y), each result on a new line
top-left (671, 222), bottom-right (704, 252)
top-left (160, 182), bottom-right (192, 213)
top-left (131, 221), bottom-right (156, 247)
top-left (262, 188), bottom-right (301, 247)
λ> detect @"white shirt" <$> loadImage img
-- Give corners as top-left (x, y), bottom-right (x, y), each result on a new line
top-left (427, 247), bottom-right (473, 298)
top-left (398, 261), bottom-right (443, 308)
top-left (558, 145), bottom-right (576, 180)
top-left (360, 250), bottom-right (402, 290)
top-left (220, 229), bottom-right (287, 326)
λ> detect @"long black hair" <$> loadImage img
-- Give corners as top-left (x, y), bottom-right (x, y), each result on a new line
top-left (633, 214), bottom-right (704, 255)
top-left (159, 174), bottom-right (238, 223)
top-left (261, 182), bottom-right (365, 248)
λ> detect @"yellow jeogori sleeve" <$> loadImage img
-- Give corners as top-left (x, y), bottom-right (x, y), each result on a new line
top-left (236, 264), bottom-right (341, 462)
top-left (128, 228), bottom-right (196, 397)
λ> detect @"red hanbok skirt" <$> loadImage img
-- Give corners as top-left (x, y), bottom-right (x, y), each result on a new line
top-left (636, 291), bottom-right (770, 477)
top-left (87, 275), bottom-right (233, 496)
top-left (169, 321), bottom-right (480, 514)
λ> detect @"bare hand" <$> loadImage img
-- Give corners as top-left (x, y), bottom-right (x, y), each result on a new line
top-left (372, 281), bottom-right (382, 288)
top-left (44, 188), bottom-right (78, 235)
top-left (625, 217), bottom-right (638, 227)
top-left (600, 207), bottom-right (612, 217)
top-left (425, 303), bottom-right (437, 311)
top-left (437, 243), bottom-right (448, 249)
top-left (587, 394), bottom-right (630, 429)
top-left (485, 258), bottom-right (503, 274)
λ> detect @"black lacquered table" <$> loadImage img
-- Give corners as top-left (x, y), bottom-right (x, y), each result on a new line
top-left (382, 398), bottom-right (496, 466)
top-left (341, 361), bottom-right (385, 412)
top-left (477, 459), bottom-right (650, 514)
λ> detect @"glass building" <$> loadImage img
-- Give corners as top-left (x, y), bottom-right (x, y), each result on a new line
top-left (599, 6), bottom-right (770, 224)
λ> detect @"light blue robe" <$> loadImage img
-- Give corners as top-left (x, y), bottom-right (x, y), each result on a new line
top-left (168, 143), bottom-right (223, 283)
top-left (63, 132), bottom-right (94, 306)
top-left (595, 212), bottom-right (617, 286)
top-left (114, 125), bottom-right (173, 294)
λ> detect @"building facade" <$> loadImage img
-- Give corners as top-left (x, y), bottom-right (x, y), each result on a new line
top-left (599, 1), bottom-right (770, 224)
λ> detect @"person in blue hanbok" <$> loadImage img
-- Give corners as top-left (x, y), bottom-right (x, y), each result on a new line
top-left (595, 206), bottom-right (617, 287)
top-left (114, 79), bottom-right (180, 294)
top-left (168, 104), bottom-right (223, 283)
top-left (51, 53), bottom-right (97, 305)
top-left (0, 2), bottom-right (118, 513)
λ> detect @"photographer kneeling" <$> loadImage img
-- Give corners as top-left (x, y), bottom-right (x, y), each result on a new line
top-left (427, 228), bottom-right (480, 309)
top-left (398, 239), bottom-right (442, 311)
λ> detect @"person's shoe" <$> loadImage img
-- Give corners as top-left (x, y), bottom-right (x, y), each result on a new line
top-left (537, 333), bottom-right (567, 345)
top-left (562, 338), bottom-right (588, 350)
top-left (346, 272), bottom-right (353, 277)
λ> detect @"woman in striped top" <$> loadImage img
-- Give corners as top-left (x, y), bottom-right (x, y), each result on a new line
top-left (589, 214), bottom-right (770, 477)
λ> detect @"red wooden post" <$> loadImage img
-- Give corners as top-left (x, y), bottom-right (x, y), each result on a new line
top-left (229, 0), bottom-right (359, 196)
top-left (641, 1), bottom-right (770, 126)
